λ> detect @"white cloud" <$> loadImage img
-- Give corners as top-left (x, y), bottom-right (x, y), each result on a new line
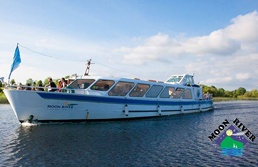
top-left (113, 11), bottom-right (258, 90)
top-left (225, 11), bottom-right (258, 43)
top-left (183, 31), bottom-right (241, 55)
top-left (236, 73), bottom-right (251, 81)
top-left (116, 33), bottom-right (174, 65)
top-left (117, 11), bottom-right (258, 64)
top-left (202, 77), bottom-right (233, 85)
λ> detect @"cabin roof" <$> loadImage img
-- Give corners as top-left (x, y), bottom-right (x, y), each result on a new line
top-left (71, 74), bottom-right (195, 88)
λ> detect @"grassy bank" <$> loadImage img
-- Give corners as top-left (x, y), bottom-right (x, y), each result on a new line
top-left (213, 97), bottom-right (258, 102)
top-left (0, 93), bottom-right (9, 104)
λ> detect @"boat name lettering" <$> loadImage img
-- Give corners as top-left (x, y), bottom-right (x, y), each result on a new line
top-left (47, 105), bottom-right (74, 109)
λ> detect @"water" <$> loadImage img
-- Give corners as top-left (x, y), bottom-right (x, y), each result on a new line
top-left (0, 101), bottom-right (258, 166)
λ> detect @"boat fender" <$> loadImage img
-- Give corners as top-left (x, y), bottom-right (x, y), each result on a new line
top-left (86, 112), bottom-right (89, 120)
top-left (125, 104), bottom-right (129, 116)
top-left (199, 104), bottom-right (202, 112)
top-left (28, 115), bottom-right (34, 123)
top-left (158, 105), bottom-right (162, 116)
top-left (180, 106), bottom-right (184, 114)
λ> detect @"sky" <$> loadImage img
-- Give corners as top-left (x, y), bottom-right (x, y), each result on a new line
top-left (1, 0), bottom-right (258, 91)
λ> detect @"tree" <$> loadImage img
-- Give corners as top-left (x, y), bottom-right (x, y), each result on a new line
top-left (37, 80), bottom-right (43, 86)
top-left (243, 91), bottom-right (252, 97)
top-left (0, 81), bottom-right (2, 93)
top-left (201, 85), bottom-right (209, 93)
top-left (224, 90), bottom-right (233, 97)
top-left (250, 89), bottom-right (258, 97)
top-left (235, 87), bottom-right (246, 96)
top-left (210, 86), bottom-right (218, 96)
top-left (26, 78), bottom-right (33, 85)
top-left (44, 77), bottom-right (50, 86)
top-left (10, 79), bottom-right (15, 85)
top-left (217, 88), bottom-right (225, 97)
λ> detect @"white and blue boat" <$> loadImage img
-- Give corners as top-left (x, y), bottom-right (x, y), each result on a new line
top-left (4, 74), bottom-right (213, 123)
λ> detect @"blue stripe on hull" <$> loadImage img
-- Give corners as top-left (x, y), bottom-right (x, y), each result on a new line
top-left (37, 92), bottom-right (213, 106)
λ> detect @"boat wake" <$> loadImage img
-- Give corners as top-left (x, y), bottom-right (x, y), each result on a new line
top-left (21, 121), bottom-right (39, 127)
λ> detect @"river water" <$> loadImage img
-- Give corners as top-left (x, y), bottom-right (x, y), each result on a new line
top-left (0, 101), bottom-right (257, 166)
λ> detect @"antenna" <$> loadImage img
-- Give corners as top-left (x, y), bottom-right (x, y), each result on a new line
top-left (84, 59), bottom-right (94, 76)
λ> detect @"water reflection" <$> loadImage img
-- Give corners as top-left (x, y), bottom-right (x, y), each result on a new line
top-left (5, 114), bottom-right (215, 166)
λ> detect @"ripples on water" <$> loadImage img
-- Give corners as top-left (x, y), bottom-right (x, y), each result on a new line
top-left (0, 101), bottom-right (258, 166)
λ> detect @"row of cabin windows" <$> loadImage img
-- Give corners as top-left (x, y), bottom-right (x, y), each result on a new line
top-left (89, 80), bottom-right (192, 99)
top-left (69, 79), bottom-right (193, 99)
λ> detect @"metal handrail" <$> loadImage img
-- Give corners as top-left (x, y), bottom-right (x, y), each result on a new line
top-left (5, 85), bottom-right (86, 94)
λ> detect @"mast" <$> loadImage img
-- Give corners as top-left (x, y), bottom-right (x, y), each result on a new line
top-left (84, 59), bottom-right (94, 76)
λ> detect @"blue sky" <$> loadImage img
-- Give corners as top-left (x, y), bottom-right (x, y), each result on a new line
top-left (1, 0), bottom-right (258, 90)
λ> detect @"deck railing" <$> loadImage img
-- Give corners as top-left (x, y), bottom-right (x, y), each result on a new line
top-left (5, 85), bottom-right (85, 94)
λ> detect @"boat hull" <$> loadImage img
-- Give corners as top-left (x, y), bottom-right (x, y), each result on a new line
top-left (4, 89), bottom-right (213, 123)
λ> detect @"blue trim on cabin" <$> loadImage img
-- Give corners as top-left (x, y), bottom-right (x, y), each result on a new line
top-left (37, 92), bottom-right (213, 106)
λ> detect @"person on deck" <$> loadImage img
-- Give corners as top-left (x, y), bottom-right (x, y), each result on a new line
top-left (46, 77), bottom-right (57, 92)
top-left (17, 83), bottom-right (23, 90)
top-left (37, 83), bottom-right (44, 91)
top-left (57, 80), bottom-right (63, 92)
top-left (61, 78), bottom-right (67, 88)
top-left (24, 83), bottom-right (31, 90)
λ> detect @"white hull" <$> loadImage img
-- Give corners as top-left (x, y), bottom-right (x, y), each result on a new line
top-left (4, 89), bottom-right (213, 123)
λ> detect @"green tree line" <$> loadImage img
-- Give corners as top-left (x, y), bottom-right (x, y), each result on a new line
top-left (201, 85), bottom-right (258, 98)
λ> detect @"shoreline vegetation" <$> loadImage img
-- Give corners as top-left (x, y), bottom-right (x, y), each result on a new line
top-left (0, 92), bottom-right (257, 104)
top-left (212, 97), bottom-right (258, 102)
top-left (0, 93), bottom-right (8, 104)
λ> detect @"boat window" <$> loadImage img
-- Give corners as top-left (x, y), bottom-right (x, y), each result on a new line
top-left (108, 81), bottom-right (134, 96)
top-left (183, 75), bottom-right (194, 85)
top-left (90, 80), bottom-right (115, 91)
top-left (187, 76), bottom-right (194, 84)
top-left (173, 88), bottom-right (185, 98)
top-left (182, 88), bottom-right (192, 99)
top-left (160, 87), bottom-right (175, 98)
top-left (166, 76), bottom-right (183, 83)
top-left (129, 83), bottom-right (150, 97)
top-left (146, 85), bottom-right (163, 98)
top-left (68, 79), bottom-right (95, 89)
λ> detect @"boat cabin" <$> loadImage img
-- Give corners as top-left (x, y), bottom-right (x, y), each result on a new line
top-left (66, 74), bottom-right (207, 100)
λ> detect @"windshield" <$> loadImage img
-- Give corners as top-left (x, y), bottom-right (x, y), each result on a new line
top-left (166, 76), bottom-right (182, 83)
